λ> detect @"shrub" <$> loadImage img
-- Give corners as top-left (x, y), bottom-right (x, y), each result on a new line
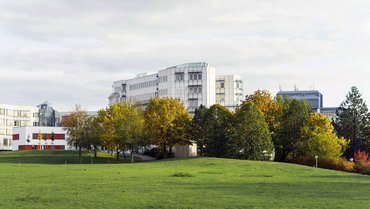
top-left (295, 157), bottom-right (354, 172)
top-left (354, 150), bottom-right (369, 162)
top-left (355, 161), bottom-right (370, 175)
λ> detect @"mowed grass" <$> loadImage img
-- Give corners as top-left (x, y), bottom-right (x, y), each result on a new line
top-left (0, 151), bottom-right (369, 209)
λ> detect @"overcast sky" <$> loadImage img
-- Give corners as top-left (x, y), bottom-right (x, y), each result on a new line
top-left (1, 0), bottom-right (369, 111)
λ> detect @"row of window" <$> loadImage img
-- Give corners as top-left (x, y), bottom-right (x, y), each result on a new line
top-left (175, 72), bottom-right (203, 81)
top-left (129, 80), bottom-right (157, 90)
top-left (32, 133), bottom-right (66, 140)
top-left (188, 86), bottom-right (202, 94)
top-left (0, 119), bottom-right (32, 127)
top-left (0, 108), bottom-right (33, 118)
top-left (159, 76), bottom-right (168, 83)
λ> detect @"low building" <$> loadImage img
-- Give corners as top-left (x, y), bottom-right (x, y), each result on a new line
top-left (12, 126), bottom-right (69, 151)
top-left (0, 104), bottom-right (39, 151)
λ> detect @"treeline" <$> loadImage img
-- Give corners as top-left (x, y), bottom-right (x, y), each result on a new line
top-left (63, 87), bottom-right (370, 170)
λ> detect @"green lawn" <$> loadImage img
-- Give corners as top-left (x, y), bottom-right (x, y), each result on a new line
top-left (0, 151), bottom-right (369, 209)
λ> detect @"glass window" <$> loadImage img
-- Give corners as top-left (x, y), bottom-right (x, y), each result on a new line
top-left (221, 83), bottom-right (225, 88)
top-left (0, 108), bottom-right (5, 115)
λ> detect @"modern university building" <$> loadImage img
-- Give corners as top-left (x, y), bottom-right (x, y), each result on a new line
top-left (109, 62), bottom-right (243, 113)
top-left (108, 62), bottom-right (244, 157)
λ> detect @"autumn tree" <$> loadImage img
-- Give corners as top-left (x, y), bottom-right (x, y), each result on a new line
top-left (202, 104), bottom-right (234, 158)
top-left (230, 102), bottom-right (273, 160)
top-left (297, 113), bottom-right (348, 159)
top-left (144, 97), bottom-right (192, 158)
top-left (333, 86), bottom-right (370, 158)
top-left (62, 105), bottom-right (89, 158)
top-left (244, 90), bottom-right (283, 145)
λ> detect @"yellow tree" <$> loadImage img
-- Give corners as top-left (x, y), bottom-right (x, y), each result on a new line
top-left (298, 113), bottom-right (349, 159)
top-left (144, 97), bottom-right (192, 158)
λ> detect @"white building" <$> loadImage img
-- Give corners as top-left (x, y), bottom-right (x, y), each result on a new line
top-left (108, 62), bottom-right (244, 157)
top-left (216, 75), bottom-right (244, 111)
top-left (12, 126), bottom-right (69, 151)
top-left (0, 104), bottom-right (39, 151)
top-left (109, 62), bottom-right (216, 113)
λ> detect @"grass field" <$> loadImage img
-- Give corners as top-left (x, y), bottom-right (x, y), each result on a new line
top-left (0, 151), bottom-right (369, 209)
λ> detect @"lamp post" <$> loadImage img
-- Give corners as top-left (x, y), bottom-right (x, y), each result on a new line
top-left (315, 155), bottom-right (318, 168)
top-left (26, 135), bottom-right (30, 145)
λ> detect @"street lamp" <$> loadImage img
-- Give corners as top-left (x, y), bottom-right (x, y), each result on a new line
top-left (26, 135), bottom-right (30, 145)
top-left (315, 155), bottom-right (318, 168)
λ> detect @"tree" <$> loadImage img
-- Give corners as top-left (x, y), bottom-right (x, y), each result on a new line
top-left (84, 116), bottom-right (103, 159)
top-left (244, 90), bottom-right (283, 146)
top-left (230, 102), bottom-right (273, 160)
top-left (202, 104), bottom-right (233, 158)
top-left (333, 86), bottom-right (370, 158)
top-left (274, 98), bottom-right (311, 162)
top-left (190, 105), bottom-right (208, 156)
top-left (122, 104), bottom-right (146, 163)
top-left (62, 105), bottom-right (89, 158)
top-left (297, 113), bottom-right (348, 159)
top-left (144, 97), bottom-right (192, 158)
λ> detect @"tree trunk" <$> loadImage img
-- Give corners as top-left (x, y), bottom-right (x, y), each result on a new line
top-left (78, 146), bottom-right (82, 157)
top-left (131, 149), bottom-right (134, 163)
top-left (94, 146), bottom-right (97, 159)
top-left (116, 149), bottom-right (120, 161)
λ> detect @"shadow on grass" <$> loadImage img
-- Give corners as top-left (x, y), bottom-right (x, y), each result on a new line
top-left (0, 150), bottom-right (138, 164)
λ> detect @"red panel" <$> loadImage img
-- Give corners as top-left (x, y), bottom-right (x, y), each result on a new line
top-left (12, 134), bottom-right (19, 140)
top-left (18, 145), bottom-right (32, 150)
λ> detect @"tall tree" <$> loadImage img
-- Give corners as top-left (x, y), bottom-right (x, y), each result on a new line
top-left (230, 102), bottom-right (273, 160)
top-left (84, 116), bottom-right (102, 159)
top-left (297, 113), bottom-right (348, 159)
top-left (144, 97), bottom-right (192, 158)
top-left (99, 103), bottom-right (129, 161)
top-left (202, 104), bottom-right (234, 158)
top-left (244, 90), bottom-right (283, 145)
top-left (333, 86), bottom-right (370, 158)
top-left (190, 105), bottom-right (208, 156)
top-left (274, 98), bottom-right (311, 162)
top-left (62, 105), bottom-right (89, 158)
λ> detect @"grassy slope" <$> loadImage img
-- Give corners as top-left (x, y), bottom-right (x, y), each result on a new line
top-left (0, 151), bottom-right (369, 209)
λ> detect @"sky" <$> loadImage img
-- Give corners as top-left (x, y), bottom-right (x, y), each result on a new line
top-left (0, 0), bottom-right (369, 111)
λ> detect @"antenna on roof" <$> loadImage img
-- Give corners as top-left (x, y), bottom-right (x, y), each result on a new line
top-left (279, 84), bottom-right (282, 91)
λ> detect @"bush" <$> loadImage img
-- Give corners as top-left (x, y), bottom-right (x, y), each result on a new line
top-left (295, 157), bottom-right (354, 172)
top-left (354, 150), bottom-right (369, 162)
top-left (355, 161), bottom-right (370, 175)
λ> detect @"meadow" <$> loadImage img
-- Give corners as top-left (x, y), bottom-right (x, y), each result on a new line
top-left (0, 151), bottom-right (369, 209)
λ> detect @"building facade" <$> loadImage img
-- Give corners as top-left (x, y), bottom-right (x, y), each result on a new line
top-left (12, 126), bottom-right (69, 151)
top-left (109, 62), bottom-right (216, 113)
top-left (216, 75), bottom-right (243, 111)
top-left (276, 90), bottom-right (323, 112)
top-left (0, 104), bottom-right (39, 151)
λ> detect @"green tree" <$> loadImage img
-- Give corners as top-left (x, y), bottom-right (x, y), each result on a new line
top-left (144, 97), bottom-right (192, 158)
top-left (333, 86), bottom-right (370, 158)
top-left (230, 102), bottom-right (273, 160)
top-left (62, 105), bottom-right (89, 158)
top-left (190, 105), bottom-right (208, 156)
top-left (99, 103), bottom-right (129, 161)
top-left (244, 90), bottom-right (283, 146)
top-left (84, 116), bottom-right (103, 159)
top-left (297, 113), bottom-right (349, 159)
top-left (202, 104), bottom-right (233, 158)
top-left (274, 98), bottom-right (311, 162)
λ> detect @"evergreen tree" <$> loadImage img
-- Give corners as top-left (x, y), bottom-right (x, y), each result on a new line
top-left (230, 102), bottom-right (273, 160)
top-left (333, 86), bottom-right (370, 158)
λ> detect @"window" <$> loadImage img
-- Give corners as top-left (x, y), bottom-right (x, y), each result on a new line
top-left (175, 73), bottom-right (184, 81)
top-left (221, 83), bottom-right (225, 88)
top-left (0, 108), bottom-right (4, 115)
top-left (0, 119), bottom-right (4, 126)
top-left (14, 120), bottom-right (20, 126)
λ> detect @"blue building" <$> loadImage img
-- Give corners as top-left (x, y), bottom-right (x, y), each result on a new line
top-left (276, 90), bottom-right (323, 112)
